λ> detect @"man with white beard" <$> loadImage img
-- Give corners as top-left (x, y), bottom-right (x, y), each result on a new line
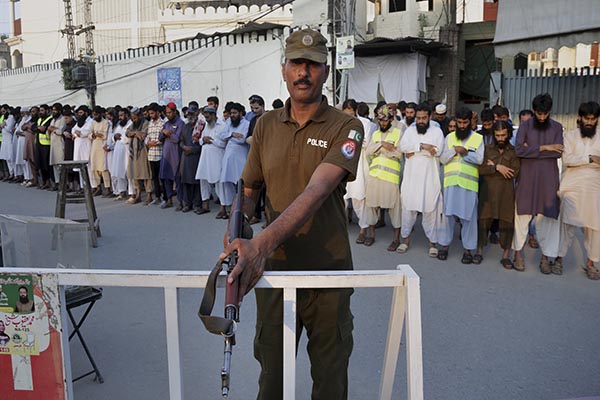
top-left (557, 101), bottom-right (600, 280)
top-left (219, 103), bottom-right (249, 218)
top-left (398, 103), bottom-right (445, 256)
top-left (195, 106), bottom-right (227, 215)
top-left (110, 108), bottom-right (133, 200)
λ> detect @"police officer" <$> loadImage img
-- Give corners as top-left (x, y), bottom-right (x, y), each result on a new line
top-left (221, 28), bottom-right (364, 400)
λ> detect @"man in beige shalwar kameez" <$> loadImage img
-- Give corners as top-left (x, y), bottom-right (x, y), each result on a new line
top-left (364, 106), bottom-right (403, 251)
top-left (557, 101), bottom-right (600, 280)
top-left (48, 103), bottom-right (66, 188)
top-left (90, 106), bottom-right (111, 196)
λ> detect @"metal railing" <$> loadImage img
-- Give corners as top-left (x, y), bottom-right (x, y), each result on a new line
top-left (7, 266), bottom-right (423, 400)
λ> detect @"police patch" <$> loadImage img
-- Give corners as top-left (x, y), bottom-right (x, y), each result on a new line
top-left (347, 129), bottom-right (363, 143)
top-left (341, 140), bottom-right (357, 159)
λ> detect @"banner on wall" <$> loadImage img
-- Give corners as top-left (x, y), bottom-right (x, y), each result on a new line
top-left (157, 67), bottom-right (183, 109)
top-left (0, 273), bottom-right (67, 399)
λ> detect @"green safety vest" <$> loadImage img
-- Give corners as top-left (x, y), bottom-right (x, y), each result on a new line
top-left (37, 116), bottom-right (53, 145)
top-left (369, 128), bottom-right (402, 185)
top-left (0, 115), bottom-right (4, 142)
top-left (443, 132), bottom-right (483, 192)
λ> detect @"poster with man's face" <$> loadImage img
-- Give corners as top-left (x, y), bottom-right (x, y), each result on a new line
top-left (0, 274), bottom-right (38, 355)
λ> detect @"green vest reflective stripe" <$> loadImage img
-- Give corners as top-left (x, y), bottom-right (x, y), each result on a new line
top-left (443, 132), bottom-right (483, 192)
top-left (0, 115), bottom-right (4, 142)
top-left (369, 128), bottom-right (402, 184)
top-left (37, 116), bottom-right (53, 145)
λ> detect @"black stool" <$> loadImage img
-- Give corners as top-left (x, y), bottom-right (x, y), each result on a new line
top-left (55, 161), bottom-right (101, 248)
top-left (66, 286), bottom-right (104, 383)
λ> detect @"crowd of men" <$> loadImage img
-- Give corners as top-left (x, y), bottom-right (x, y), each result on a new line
top-left (0, 92), bottom-right (598, 279)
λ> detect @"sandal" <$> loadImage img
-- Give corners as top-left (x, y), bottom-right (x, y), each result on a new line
top-left (461, 253), bottom-right (473, 264)
top-left (355, 232), bottom-right (366, 244)
top-left (428, 247), bottom-right (438, 258)
top-left (500, 258), bottom-right (514, 270)
top-left (539, 258), bottom-right (552, 274)
top-left (397, 243), bottom-right (409, 254)
top-left (513, 257), bottom-right (525, 272)
top-left (528, 235), bottom-right (539, 249)
top-left (363, 237), bottom-right (375, 247)
top-left (387, 240), bottom-right (400, 252)
top-left (472, 254), bottom-right (483, 265)
top-left (551, 259), bottom-right (563, 275)
top-left (437, 248), bottom-right (448, 261)
top-left (584, 264), bottom-right (600, 280)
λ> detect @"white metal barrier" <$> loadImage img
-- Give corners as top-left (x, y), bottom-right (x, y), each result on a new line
top-left (7, 265), bottom-right (423, 400)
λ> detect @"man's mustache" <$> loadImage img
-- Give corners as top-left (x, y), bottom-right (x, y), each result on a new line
top-left (293, 78), bottom-right (311, 86)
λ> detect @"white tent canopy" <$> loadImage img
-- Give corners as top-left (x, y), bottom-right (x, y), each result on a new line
top-left (347, 53), bottom-right (427, 104)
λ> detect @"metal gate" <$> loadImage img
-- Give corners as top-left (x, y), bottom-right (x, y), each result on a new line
top-left (502, 67), bottom-right (600, 130)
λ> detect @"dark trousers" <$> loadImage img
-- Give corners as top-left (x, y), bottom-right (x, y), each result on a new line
top-left (478, 218), bottom-right (514, 250)
top-left (163, 176), bottom-right (182, 201)
top-left (35, 143), bottom-right (53, 182)
top-left (182, 182), bottom-right (201, 207)
top-left (150, 160), bottom-right (164, 200)
top-left (254, 288), bottom-right (354, 400)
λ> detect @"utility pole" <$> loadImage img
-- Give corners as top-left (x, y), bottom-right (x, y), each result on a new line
top-left (81, 0), bottom-right (97, 106)
top-left (60, 0), bottom-right (80, 61)
top-left (60, 0), bottom-right (96, 106)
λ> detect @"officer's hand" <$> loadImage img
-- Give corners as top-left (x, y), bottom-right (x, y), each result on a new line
top-left (220, 238), bottom-right (266, 305)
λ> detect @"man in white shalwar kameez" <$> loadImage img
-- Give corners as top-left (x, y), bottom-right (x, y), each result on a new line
top-left (398, 104), bottom-right (445, 257)
top-left (219, 103), bottom-right (249, 217)
top-left (557, 101), bottom-right (600, 280)
top-left (14, 107), bottom-right (31, 182)
top-left (109, 109), bottom-right (133, 199)
top-left (0, 106), bottom-right (16, 179)
top-left (72, 106), bottom-right (93, 187)
top-left (345, 103), bottom-right (374, 244)
top-left (195, 106), bottom-right (227, 215)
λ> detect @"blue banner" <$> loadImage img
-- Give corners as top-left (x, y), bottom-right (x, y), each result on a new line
top-left (157, 67), bottom-right (182, 109)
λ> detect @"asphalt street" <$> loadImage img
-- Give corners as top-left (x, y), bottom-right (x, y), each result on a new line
top-left (1, 182), bottom-right (599, 400)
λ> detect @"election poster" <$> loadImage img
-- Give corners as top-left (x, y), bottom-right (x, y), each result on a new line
top-left (157, 67), bottom-right (183, 109)
top-left (336, 36), bottom-right (355, 70)
top-left (0, 273), bottom-right (67, 399)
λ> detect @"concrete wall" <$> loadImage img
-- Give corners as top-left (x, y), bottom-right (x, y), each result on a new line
top-left (0, 29), bottom-right (296, 108)
top-left (159, 4), bottom-right (293, 42)
top-left (369, 0), bottom-right (445, 40)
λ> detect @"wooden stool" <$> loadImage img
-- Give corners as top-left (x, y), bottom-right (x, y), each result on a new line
top-left (55, 161), bottom-right (101, 248)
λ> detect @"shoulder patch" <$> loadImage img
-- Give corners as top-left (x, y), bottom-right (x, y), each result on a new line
top-left (341, 139), bottom-right (357, 160)
top-left (347, 129), bottom-right (363, 143)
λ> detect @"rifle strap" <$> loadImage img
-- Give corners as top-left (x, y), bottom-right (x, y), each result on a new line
top-left (198, 259), bottom-right (236, 336)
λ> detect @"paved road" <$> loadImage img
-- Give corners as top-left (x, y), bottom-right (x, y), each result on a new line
top-left (1, 182), bottom-right (599, 400)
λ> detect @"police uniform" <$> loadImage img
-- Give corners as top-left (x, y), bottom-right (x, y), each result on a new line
top-left (241, 29), bottom-right (364, 400)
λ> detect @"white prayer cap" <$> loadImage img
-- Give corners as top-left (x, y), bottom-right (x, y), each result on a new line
top-left (435, 104), bottom-right (447, 114)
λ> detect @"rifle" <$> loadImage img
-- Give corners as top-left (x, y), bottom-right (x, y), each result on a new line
top-left (199, 179), bottom-right (252, 397)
